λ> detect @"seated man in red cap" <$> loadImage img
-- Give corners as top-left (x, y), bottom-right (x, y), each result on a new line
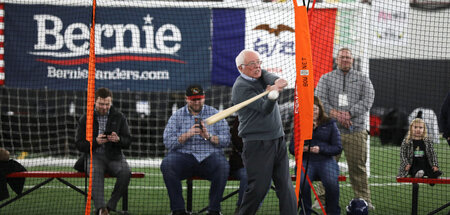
top-left (161, 84), bottom-right (230, 215)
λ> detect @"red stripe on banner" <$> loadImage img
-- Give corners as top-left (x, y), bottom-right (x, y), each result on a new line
top-left (0, 55), bottom-right (3, 60)
top-left (0, 17), bottom-right (3, 23)
top-left (0, 71), bottom-right (4, 85)
top-left (0, 42), bottom-right (3, 47)
top-left (36, 56), bottom-right (186, 65)
top-left (308, 9), bottom-right (337, 87)
top-left (0, 4), bottom-right (4, 9)
top-left (0, 30), bottom-right (3, 35)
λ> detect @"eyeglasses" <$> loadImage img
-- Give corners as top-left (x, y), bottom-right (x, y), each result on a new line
top-left (338, 56), bottom-right (352, 60)
top-left (241, 60), bottom-right (263, 68)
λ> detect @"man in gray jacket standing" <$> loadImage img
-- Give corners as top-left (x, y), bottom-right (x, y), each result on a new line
top-left (315, 47), bottom-right (375, 210)
top-left (231, 49), bottom-right (297, 215)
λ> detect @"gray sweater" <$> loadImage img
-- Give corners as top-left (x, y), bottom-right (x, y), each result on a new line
top-left (231, 70), bottom-right (284, 141)
top-left (315, 68), bottom-right (375, 133)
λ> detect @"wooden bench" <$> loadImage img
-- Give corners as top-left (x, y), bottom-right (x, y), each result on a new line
top-left (396, 177), bottom-right (450, 215)
top-left (186, 175), bottom-right (346, 213)
top-left (2, 171), bottom-right (145, 212)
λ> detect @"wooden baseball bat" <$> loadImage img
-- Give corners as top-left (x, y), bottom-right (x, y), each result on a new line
top-left (205, 90), bottom-right (270, 125)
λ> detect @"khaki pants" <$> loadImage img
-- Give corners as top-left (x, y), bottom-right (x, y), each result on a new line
top-left (316, 131), bottom-right (371, 205)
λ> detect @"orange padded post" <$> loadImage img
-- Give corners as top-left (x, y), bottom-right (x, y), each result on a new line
top-left (85, 0), bottom-right (97, 214)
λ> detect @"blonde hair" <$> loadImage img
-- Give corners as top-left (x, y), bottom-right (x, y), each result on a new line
top-left (405, 118), bottom-right (428, 141)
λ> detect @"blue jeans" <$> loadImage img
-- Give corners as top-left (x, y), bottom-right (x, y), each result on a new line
top-left (160, 152), bottom-right (229, 212)
top-left (299, 158), bottom-right (341, 215)
top-left (230, 167), bottom-right (248, 207)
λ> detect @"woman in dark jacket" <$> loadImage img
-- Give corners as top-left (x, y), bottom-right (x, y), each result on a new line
top-left (290, 96), bottom-right (342, 215)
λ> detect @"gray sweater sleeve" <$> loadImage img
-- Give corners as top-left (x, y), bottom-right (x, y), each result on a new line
top-left (231, 71), bottom-right (284, 141)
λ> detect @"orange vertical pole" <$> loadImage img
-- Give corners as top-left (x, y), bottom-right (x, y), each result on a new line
top-left (292, 1), bottom-right (315, 203)
top-left (85, 0), bottom-right (96, 214)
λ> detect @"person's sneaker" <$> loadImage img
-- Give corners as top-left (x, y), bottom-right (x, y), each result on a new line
top-left (368, 202), bottom-right (375, 210)
top-left (414, 170), bottom-right (424, 178)
top-left (206, 211), bottom-right (223, 215)
top-left (312, 200), bottom-right (323, 209)
top-left (98, 207), bottom-right (109, 215)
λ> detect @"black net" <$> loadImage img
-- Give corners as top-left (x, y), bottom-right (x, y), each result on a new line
top-left (0, 0), bottom-right (449, 215)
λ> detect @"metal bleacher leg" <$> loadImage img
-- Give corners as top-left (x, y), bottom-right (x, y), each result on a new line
top-left (0, 178), bottom-right (54, 209)
top-left (187, 179), bottom-right (193, 213)
top-left (197, 189), bottom-right (240, 214)
top-left (427, 202), bottom-right (450, 215)
top-left (412, 183), bottom-right (418, 215)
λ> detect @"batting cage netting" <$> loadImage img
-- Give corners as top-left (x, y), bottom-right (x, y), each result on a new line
top-left (0, 0), bottom-right (449, 214)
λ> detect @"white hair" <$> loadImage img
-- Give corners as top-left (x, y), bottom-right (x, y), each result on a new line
top-left (235, 49), bottom-right (260, 72)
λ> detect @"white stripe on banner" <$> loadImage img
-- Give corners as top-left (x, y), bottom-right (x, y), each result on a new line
top-left (0, 72), bottom-right (4, 80)
top-left (245, 7), bottom-right (296, 89)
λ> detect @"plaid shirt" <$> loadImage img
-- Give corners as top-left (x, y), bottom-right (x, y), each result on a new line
top-left (163, 105), bottom-right (230, 162)
top-left (95, 112), bottom-right (108, 153)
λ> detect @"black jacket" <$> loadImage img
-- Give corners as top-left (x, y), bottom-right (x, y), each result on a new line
top-left (0, 160), bottom-right (27, 201)
top-left (75, 106), bottom-right (131, 161)
top-left (439, 92), bottom-right (450, 144)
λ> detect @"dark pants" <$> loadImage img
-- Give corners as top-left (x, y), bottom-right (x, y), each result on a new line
top-left (230, 167), bottom-right (248, 207)
top-left (160, 152), bottom-right (230, 212)
top-left (239, 137), bottom-right (297, 215)
top-left (87, 152), bottom-right (131, 211)
top-left (410, 158), bottom-right (433, 177)
top-left (299, 158), bottom-right (341, 215)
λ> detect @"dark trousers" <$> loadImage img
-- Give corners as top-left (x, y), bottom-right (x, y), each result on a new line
top-left (230, 167), bottom-right (248, 207)
top-left (87, 152), bottom-right (131, 211)
top-left (160, 152), bottom-right (230, 212)
top-left (239, 137), bottom-right (297, 215)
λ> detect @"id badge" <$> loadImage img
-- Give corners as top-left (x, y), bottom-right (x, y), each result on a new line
top-left (338, 94), bottom-right (349, 107)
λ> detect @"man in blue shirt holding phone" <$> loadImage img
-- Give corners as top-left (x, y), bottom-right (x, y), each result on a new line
top-left (161, 84), bottom-right (230, 215)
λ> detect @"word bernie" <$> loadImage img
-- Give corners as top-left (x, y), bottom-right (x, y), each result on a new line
top-left (31, 14), bottom-right (182, 57)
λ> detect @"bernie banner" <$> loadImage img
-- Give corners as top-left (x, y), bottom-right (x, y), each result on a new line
top-left (4, 4), bottom-right (211, 91)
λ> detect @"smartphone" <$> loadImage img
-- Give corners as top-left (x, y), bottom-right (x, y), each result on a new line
top-left (103, 131), bottom-right (112, 135)
top-left (194, 117), bottom-right (203, 130)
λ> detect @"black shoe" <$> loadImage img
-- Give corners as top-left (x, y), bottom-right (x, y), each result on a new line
top-left (206, 211), bottom-right (223, 215)
top-left (430, 170), bottom-right (443, 178)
